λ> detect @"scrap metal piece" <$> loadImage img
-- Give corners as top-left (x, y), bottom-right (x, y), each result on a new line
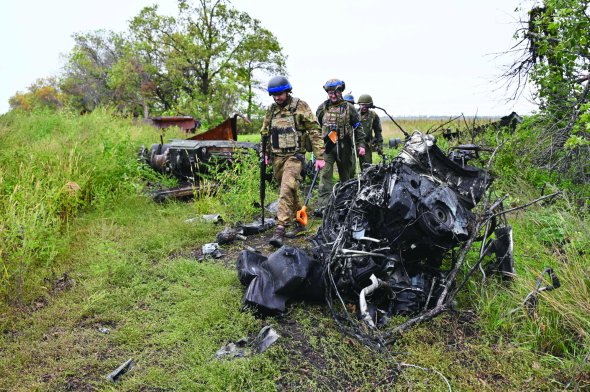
top-left (239, 219), bottom-right (276, 236)
top-left (252, 326), bottom-right (280, 353)
top-left (215, 326), bottom-right (279, 360)
top-left (523, 267), bottom-right (561, 318)
top-left (202, 243), bottom-right (223, 259)
top-left (106, 358), bottom-right (134, 382)
top-left (492, 225), bottom-right (515, 280)
top-left (202, 214), bottom-right (224, 224)
top-left (216, 227), bottom-right (247, 245)
top-left (150, 183), bottom-right (199, 203)
top-left (359, 274), bottom-right (388, 328)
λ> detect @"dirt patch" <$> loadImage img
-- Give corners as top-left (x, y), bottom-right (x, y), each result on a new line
top-left (53, 273), bottom-right (74, 292)
top-left (275, 315), bottom-right (332, 390)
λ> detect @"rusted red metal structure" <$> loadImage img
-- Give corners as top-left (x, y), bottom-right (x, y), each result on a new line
top-left (187, 114), bottom-right (245, 141)
top-left (149, 116), bottom-right (199, 133)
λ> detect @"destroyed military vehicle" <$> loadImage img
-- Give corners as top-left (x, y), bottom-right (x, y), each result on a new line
top-left (140, 114), bottom-right (259, 201)
top-left (238, 132), bottom-right (514, 335)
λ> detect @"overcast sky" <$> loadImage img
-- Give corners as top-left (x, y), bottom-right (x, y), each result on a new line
top-left (0, 0), bottom-right (536, 116)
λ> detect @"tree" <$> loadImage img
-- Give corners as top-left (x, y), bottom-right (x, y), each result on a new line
top-left (506, 0), bottom-right (590, 181)
top-left (12, 0), bottom-right (287, 123)
top-left (60, 30), bottom-right (128, 113)
top-left (128, 0), bottom-right (287, 123)
top-left (236, 26), bottom-right (286, 120)
top-left (8, 77), bottom-right (63, 112)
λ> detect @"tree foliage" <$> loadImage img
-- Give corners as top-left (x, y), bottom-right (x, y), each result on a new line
top-left (128, 0), bottom-right (286, 124)
top-left (60, 30), bottom-right (129, 113)
top-left (8, 77), bottom-right (63, 112)
top-left (9, 0), bottom-right (286, 127)
top-left (507, 0), bottom-right (590, 181)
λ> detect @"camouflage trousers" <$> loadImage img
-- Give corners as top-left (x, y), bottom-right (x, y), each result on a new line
top-left (359, 144), bottom-right (373, 166)
top-left (272, 155), bottom-right (304, 226)
top-left (317, 137), bottom-right (356, 208)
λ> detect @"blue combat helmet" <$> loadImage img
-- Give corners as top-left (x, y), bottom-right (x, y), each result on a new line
top-left (343, 93), bottom-right (355, 104)
top-left (267, 76), bottom-right (292, 96)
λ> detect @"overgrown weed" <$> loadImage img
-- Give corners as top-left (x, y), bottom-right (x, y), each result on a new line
top-left (0, 109), bottom-right (184, 308)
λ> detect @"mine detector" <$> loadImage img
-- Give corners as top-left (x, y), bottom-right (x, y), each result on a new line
top-left (140, 114), bottom-right (259, 201)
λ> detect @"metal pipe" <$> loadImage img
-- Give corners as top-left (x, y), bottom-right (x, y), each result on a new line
top-left (359, 274), bottom-right (387, 328)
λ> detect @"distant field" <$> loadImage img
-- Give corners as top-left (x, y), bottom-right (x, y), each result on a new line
top-left (380, 116), bottom-right (500, 140)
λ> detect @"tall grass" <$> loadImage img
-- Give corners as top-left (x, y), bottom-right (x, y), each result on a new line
top-left (460, 119), bottom-right (590, 360)
top-left (0, 109), bottom-right (182, 308)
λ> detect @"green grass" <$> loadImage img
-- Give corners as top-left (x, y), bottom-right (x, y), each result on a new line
top-left (0, 111), bottom-right (588, 390)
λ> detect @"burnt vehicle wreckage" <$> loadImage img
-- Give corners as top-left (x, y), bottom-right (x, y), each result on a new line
top-left (140, 114), bottom-right (259, 201)
top-left (237, 129), bottom-right (522, 347)
top-left (139, 112), bottom-right (555, 347)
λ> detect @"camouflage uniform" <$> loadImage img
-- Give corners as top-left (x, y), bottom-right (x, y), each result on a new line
top-left (316, 99), bottom-right (364, 208)
top-left (358, 109), bottom-right (383, 166)
top-left (261, 96), bottom-right (324, 227)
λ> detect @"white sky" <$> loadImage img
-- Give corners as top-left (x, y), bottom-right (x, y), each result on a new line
top-left (0, 0), bottom-right (536, 116)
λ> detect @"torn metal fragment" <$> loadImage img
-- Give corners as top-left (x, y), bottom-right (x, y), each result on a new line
top-left (106, 358), bottom-right (134, 382)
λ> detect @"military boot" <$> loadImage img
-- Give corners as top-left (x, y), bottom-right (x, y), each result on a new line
top-left (285, 222), bottom-right (307, 238)
top-left (269, 225), bottom-right (285, 248)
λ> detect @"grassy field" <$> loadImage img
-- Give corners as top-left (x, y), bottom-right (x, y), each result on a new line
top-left (0, 110), bottom-right (588, 390)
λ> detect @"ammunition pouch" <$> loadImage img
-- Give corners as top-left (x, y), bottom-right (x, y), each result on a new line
top-left (323, 131), bottom-right (337, 154)
top-left (271, 126), bottom-right (300, 153)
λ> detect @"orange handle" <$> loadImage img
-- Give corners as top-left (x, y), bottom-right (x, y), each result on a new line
top-left (296, 206), bottom-right (308, 226)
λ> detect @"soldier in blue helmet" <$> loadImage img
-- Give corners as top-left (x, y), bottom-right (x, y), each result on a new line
top-left (315, 79), bottom-right (365, 212)
top-left (343, 93), bottom-right (355, 104)
top-left (261, 76), bottom-right (325, 247)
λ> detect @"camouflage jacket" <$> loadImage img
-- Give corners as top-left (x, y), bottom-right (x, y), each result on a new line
top-left (359, 110), bottom-right (383, 145)
top-left (316, 99), bottom-right (365, 148)
top-left (260, 96), bottom-right (324, 157)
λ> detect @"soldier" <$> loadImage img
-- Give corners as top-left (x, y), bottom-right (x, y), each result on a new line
top-left (357, 94), bottom-right (383, 166)
top-left (343, 93), bottom-right (355, 104)
top-left (261, 76), bottom-right (325, 248)
top-left (316, 79), bottom-right (365, 211)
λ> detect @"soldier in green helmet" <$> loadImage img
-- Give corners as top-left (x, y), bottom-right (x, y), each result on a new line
top-left (315, 79), bottom-right (365, 212)
top-left (261, 76), bottom-right (325, 248)
top-left (357, 94), bottom-right (383, 166)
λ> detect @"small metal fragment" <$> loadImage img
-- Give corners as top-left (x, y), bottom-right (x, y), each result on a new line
top-left (106, 358), bottom-right (134, 382)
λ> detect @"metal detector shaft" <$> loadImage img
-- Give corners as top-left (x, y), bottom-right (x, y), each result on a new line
top-left (303, 168), bottom-right (320, 207)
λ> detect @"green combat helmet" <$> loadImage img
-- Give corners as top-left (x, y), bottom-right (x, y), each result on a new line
top-left (357, 94), bottom-right (374, 107)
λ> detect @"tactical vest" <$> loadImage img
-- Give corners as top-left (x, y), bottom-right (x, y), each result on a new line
top-left (321, 101), bottom-right (351, 140)
top-left (360, 111), bottom-right (376, 142)
top-left (269, 98), bottom-right (302, 154)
